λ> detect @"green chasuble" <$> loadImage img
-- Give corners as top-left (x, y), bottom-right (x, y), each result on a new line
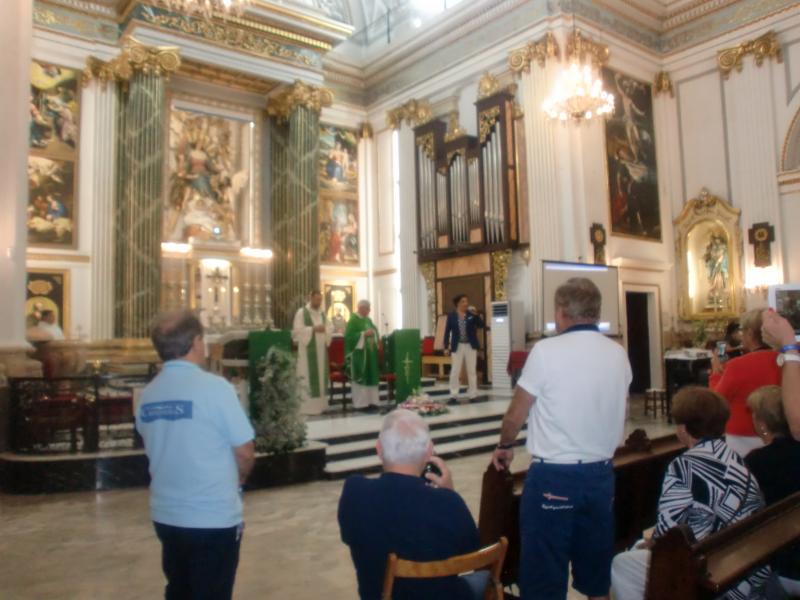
top-left (303, 307), bottom-right (329, 398)
top-left (345, 313), bottom-right (380, 386)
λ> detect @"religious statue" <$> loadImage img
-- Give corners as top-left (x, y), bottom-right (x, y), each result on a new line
top-left (703, 231), bottom-right (729, 310)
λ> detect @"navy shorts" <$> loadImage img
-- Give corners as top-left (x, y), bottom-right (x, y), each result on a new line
top-left (519, 459), bottom-right (615, 599)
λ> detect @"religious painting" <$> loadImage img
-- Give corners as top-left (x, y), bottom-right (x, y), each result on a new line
top-left (25, 269), bottom-right (69, 333)
top-left (29, 60), bottom-right (80, 158)
top-left (324, 283), bottom-right (354, 335)
top-left (164, 105), bottom-right (252, 243)
top-left (319, 125), bottom-right (359, 265)
top-left (602, 68), bottom-right (661, 242)
top-left (27, 156), bottom-right (76, 247)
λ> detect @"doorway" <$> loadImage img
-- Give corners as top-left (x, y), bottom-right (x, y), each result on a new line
top-left (626, 291), bottom-right (651, 393)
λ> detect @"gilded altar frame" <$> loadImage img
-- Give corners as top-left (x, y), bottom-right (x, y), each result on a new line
top-left (674, 188), bottom-right (743, 321)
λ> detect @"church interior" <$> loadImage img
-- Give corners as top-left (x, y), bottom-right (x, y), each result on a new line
top-left (2, 0), bottom-right (800, 598)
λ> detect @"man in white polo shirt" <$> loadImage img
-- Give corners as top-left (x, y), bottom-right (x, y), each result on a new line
top-left (492, 277), bottom-right (632, 600)
top-left (137, 310), bottom-right (255, 600)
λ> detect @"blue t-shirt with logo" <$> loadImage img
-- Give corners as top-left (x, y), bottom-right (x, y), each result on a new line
top-left (136, 360), bottom-right (255, 529)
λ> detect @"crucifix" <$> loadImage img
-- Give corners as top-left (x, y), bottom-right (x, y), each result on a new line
top-left (207, 267), bottom-right (229, 329)
top-left (748, 222), bottom-right (775, 267)
top-left (402, 352), bottom-right (413, 381)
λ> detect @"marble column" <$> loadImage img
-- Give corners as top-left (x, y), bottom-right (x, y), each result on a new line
top-left (267, 82), bottom-right (332, 329)
top-left (0, 0), bottom-right (40, 381)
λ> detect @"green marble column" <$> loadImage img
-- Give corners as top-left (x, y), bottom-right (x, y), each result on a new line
top-left (268, 82), bottom-right (332, 329)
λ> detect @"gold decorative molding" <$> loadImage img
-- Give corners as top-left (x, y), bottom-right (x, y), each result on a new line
top-left (416, 132), bottom-right (435, 160)
top-left (508, 32), bottom-right (560, 75)
top-left (420, 261), bottom-right (437, 329)
top-left (177, 59), bottom-right (277, 95)
top-left (444, 111), bottom-right (467, 143)
top-left (446, 149), bottom-right (465, 165)
top-left (718, 30), bottom-right (782, 80)
top-left (654, 71), bottom-right (674, 97)
top-left (359, 122), bottom-right (373, 140)
top-left (266, 80), bottom-right (334, 122)
top-left (491, 250), bottom-right (512, 300)
top-left (386, 99), bottom-right (433, 130)
top-left (478, 106), bottom-right (501, 143)
top-left (565, 30), bottom-right (609, 67)
top-left (478, 72), bottom-right (500, 99)
top-left (83, 38), bottom-right (181, 87)
top-left (27, 252), bottom-right (91, 263)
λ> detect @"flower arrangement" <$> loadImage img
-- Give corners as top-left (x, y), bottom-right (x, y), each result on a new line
top-left (252, 347), bottom-right (307, 454)
top-left (399, 388), bottom-right (449, 417)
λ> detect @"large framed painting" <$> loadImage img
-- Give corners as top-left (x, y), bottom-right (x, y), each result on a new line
top-left (602, 68), bottom-right (661, 242)
top-left (164, 102), bottom-right (253, 243)
top-left (319, 125), bottom-right (359, 265)
top-left (25, 269), bottom-right (69, 332)
top-left (323, 282), bottom-right (354, 335)
top-left (28, 60), bottom-right (81, 248)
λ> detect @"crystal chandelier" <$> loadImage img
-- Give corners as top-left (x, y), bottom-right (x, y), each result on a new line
top-left (156, 0), bottom-right (250, 19)
top-left (542, 60), bottom-right (614, 122)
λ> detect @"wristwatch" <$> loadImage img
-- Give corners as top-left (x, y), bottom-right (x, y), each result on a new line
top-left (777, 353), bottom-right (800, 367)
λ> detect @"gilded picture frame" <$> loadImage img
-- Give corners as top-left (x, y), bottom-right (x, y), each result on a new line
top-left (25, 268), bottom-right (70, 334)
top-left (674, 188), bottom-right (743, 321)
top-left (323, 282), bottom-right (355, 335)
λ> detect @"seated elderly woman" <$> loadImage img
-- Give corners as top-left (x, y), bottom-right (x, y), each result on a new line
top-left (745, 385), bottom-right (800, 597)
top-left (710, 308), bottom-right (781, 458)
top-left (611, 387), bottom-right (769, 600)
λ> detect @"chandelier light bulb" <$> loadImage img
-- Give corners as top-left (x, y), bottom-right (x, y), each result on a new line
top-left (542, 59), bottom-right (615, 123)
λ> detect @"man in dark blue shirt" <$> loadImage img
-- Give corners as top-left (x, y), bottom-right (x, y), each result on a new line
top-left (338, 409), bottom-right (482, 600)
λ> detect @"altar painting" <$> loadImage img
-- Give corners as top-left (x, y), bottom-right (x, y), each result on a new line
top-left (602, 68), bottom-right (661, 241)
top-left (25, 269), bottom-right (68, 332)
top-left (27, 156), bottom-right (76, 246)
top-left (164, 107), bottom-right (251, 243)
top-left (29, 61), bottom-right (80, 157)
top-left (319, 125), bottom-right (359, 265)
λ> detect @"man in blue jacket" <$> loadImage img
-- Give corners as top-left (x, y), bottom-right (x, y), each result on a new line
top-left (443, 294), bottom-right (484, 402)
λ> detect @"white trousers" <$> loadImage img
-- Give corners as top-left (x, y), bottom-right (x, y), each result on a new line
top-left (449, 344), bottom-right (478, 398)
top-left (611, 547), bottom-right (650, 600)
top-left (350, 382), bottom-right (379, 409)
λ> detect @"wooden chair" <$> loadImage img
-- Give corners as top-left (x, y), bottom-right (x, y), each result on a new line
top-left (381, 537), bottom-right (508, 600)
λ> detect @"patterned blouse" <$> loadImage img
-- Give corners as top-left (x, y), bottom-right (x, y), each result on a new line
top-left (654, 438), bottom-right (769, 600)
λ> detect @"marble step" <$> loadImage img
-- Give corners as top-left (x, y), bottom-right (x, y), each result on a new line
top-left (324, 431), bottom-right (527, 478)
top-left (325, 419), bottom-right (513, 461)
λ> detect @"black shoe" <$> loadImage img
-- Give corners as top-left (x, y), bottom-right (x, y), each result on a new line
top-left (447, 397), bottom-right (459, 406)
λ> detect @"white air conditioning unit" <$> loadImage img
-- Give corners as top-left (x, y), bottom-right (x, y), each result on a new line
top-left (490, 300), bottom-right (525, 389)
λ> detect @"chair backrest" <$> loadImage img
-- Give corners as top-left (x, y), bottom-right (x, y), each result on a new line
top-left (329, 336), bottom-right (345, 366)
top-left (421, 336), bottom-right (435, 355)
top-left (381, 537), bottom-right (508, 600)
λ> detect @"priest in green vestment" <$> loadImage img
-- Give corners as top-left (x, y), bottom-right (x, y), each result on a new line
top-left (292, 290), bottom-right (333, 415)
top-left (345, 299), bottom-right (381, 410)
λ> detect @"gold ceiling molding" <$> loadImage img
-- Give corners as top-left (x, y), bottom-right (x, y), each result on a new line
top-left (444, 111), bottom-right (467, 143)
top-left (654, 71), bottom-right (674, 97)
top-left (266, 80), bottom-right (334, 121)
top-left (386, 99), bottom-right (433, 130)
top-left (718, 30), bottom-right (782, 80)
top-left (508, 32), bottom-right (560, 75)
top-left (83, 37), bottom-right (181, 87)
top-left (565, 30), bottom-right (609, 67)
top-left (178, 59), bottom-right (277, 95)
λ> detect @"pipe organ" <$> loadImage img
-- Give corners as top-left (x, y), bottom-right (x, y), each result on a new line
top-left (414, 86), bottom-right (524, 260)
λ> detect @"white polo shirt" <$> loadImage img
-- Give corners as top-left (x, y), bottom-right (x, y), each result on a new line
top-left (517, 326), bottom-right (632, 462)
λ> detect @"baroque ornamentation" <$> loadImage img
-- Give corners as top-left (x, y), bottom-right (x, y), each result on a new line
top-left (420, 262), bottom-right (437, 329)
top-left (416, 133), bottom-right (435, 160)
top-left (718, 30), bottom-right (782, 79)
top-left (83, 38), bottom-right (181, 87)
top-left (491, 250), bottom-right (513, 301)
top-left (479, 106), bottom-right (501, 143)
top-left (565, 30), bottom-right (609, 68)
top-left (654, 71), bottom-right (674, 97)
top-left (359, 122), bottom-right (373, 140)
top-left (444, 111), bottom-right (467, 143)
top-left (386, 99), bottom-right (433, 130)
top-left (508, 32), bottom-right (560, 75)
top-left (477, 72), bottom-right (500, 99)
top-left (266, 81), bottom-right (334, 122)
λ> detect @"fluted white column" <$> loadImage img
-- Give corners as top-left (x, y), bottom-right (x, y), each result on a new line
top-left (724, 61), bottom-right (784, 306)
top-left (0, 0), bottom-right (36, 376)
top-left (398, 124), bottom-right (421, 330)
top-left (86, 81), bottom-right (118, 339)
top-left (519, 62), bottom-right (564, 332)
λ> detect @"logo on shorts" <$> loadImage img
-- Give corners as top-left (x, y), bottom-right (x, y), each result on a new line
top-left (543, 491), bottom-right (569, 502)
top-left (140, 400), bottom-right (193, 422)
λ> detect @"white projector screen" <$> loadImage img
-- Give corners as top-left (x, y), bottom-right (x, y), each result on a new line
top-left (542, 261), bottom-right (620, 335)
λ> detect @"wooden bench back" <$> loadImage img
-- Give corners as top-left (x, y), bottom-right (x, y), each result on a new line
top-left (477, 430), bottom-right (684, 587)
top-left (646, 491), bottom-right (800, 600)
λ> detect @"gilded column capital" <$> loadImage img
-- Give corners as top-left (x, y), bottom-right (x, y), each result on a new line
top-left (386, 99), bottom-right (433, 130)
top-left (266, 80), bottom-right (334, 122)
top-left (565, 30), bottom-right (609, 68)
top-left (718, 30), bottom-right (782, 80)
top-left (359, 122), bottom-right (373, 140)
top-left (83, 37), bottom-right (181, 87)
top-left (654, 71), bottom-right (674, 97)
top-left (508, 32), bottom-right (560, 76)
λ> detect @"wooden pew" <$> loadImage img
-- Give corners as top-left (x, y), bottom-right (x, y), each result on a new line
top-left (646, 491), bottom-right (800, 599)
top-left (478, 430), bottom-right (684, 588)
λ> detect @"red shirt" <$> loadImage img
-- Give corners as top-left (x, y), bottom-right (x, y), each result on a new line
top-left (709, 349), bottom-right (781, 436)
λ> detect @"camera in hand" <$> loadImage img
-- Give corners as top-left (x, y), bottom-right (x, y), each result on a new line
top-left (422, 461), bottom-right (442, 480)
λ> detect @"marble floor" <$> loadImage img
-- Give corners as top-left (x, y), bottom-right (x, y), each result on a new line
top-left (0, 398), bottom-right (674, 600)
